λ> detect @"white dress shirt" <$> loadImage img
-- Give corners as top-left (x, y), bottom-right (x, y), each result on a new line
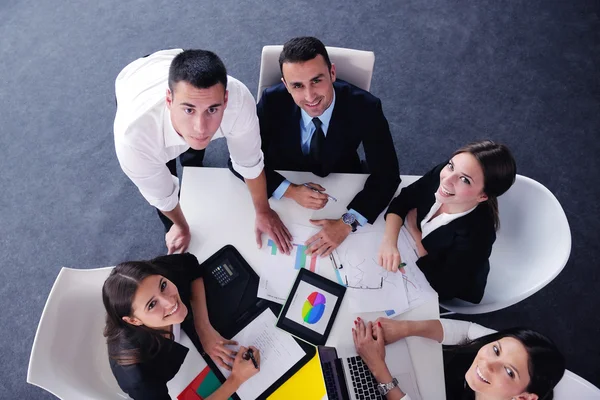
top-left (420, 196), bottom-right (477, 239)
top-left (114, 48), bottom-right (264, 212)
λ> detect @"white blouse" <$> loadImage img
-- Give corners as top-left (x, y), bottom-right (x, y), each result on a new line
top-left (420, 197), bottom-right (477, 239)
top-left (172, 323), bottom-right (181, 343)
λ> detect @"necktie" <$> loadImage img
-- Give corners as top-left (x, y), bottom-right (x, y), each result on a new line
top-left (309, 117), bottom-right (325, 176)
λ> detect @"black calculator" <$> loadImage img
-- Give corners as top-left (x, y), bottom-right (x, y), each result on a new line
top-left (210, 260), bottom-right (240, 287)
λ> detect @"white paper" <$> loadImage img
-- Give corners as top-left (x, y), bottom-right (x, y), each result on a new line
top-left (284, 281), bottom-right (338, 335)
top-left (383, 227), bottom-right (437, 317)
top-left (258, 224), bottom-right (322, 304)
top-left (217, 309), bottom-right (305, 400)
top-left (335, 232), bottom-right (410, 313)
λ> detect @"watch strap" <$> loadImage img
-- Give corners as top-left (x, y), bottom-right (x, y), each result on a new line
top-left (377, 377), bottom-right (399, 395)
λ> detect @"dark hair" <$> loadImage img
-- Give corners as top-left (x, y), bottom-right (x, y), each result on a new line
top-left (453, 140), bottom-right (517, 230)
top-left (444, 328), bottom-right (565, 400)
top-left (102, 261), bottom-right (173, 366)
top-left (279, 36), bottom-right (332, 76)
top-left (168, 49), bottom-right (227, 94)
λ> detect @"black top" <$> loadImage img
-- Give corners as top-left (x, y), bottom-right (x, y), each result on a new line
top-left (257, 79), bottom-right (401, 224)
top-left (385, 162), bottom-right (495, 303)
top-left (108, 253), bottom-right (205, 400)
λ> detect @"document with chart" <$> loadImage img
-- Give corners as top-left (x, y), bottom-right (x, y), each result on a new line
top-left (383, 226), bottom-right (437, 317)
top-left (333, 232), bottom-right (410, 313)
top-left (257, 224), bottom-right (323, 304)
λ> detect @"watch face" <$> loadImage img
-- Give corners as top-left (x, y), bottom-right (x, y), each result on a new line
top-left (342, 213), bottom-right (356, 225)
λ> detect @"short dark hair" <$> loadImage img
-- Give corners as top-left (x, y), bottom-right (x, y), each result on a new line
top-left (168, 49), bottom-right (227, 94)
top-left (279, 37), bottom-right (332, 76)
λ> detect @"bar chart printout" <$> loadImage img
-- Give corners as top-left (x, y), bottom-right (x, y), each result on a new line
top-left (267, 240), bottom-right (317, 272)
top-left (258, 224), bottom-right (322, 304)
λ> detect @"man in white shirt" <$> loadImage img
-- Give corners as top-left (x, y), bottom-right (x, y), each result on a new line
top-left (114, 49), bottom-right (292, 254)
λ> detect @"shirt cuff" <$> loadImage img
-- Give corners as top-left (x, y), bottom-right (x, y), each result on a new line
top-left (145, 175), bottom-right (180, 212)
top-left (348, 209), bottom-right (368, 227)
top-left (440, 319), bottom-right (496, 345)
top-left (273, 180), bottom-right (292, 200)
top-left (230, 151), bottom-right (265, 180)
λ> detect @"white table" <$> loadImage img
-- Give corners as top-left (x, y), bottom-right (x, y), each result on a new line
top-left (170, 167), bottom-right (445, 400)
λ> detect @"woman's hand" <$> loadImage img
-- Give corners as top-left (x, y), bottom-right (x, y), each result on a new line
top-left (377, 238), bottom-right (404, 272)
top-left (230, 346), bottom-right (261, 387)
top-left (352, 318), bottom-right (387, 375)
top-left (197, 324), bottom-right (238, 370)
top-left (372, 318), bottom-right (409, 345)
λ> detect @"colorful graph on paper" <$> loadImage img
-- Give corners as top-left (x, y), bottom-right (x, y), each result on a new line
top-left (258, 224), bottom-right (323, 305)
top-left (267, 239), bottom-right (317, 272)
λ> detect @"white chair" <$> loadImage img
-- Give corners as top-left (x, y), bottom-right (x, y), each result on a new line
top-left (27, 267), bottom-right (130, 399)
top-left (256, 45), bottom-right (375, 101)
top-left (440, 174), bottom-right (571, 314)
top-left (554, 370), bottom-right (600, 399)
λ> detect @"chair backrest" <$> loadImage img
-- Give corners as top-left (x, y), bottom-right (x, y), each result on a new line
top-left (440, 174), bottom-right (571, 314)
top-left (256, 45), bottom-right (375, 101)
top-left (27, 267), bottom-right (129, 399)
top-left (554, 370), bottom-right (600, 399)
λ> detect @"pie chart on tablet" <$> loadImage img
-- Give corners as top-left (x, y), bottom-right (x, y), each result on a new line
top-left (302, 291), bottom-right (326, 324)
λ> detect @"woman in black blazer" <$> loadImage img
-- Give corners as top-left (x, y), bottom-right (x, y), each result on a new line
top-left (378, 141), bottom-right (516, 303)
top-left (102, 253), bottom-right (260, 400)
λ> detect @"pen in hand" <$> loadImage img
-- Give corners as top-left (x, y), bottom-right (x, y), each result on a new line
top-left (303, 183), bottom-right (338, 202)
top-left (243, 348), bottom-right (259, 369)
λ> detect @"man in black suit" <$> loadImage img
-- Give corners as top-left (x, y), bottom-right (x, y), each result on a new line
top-left (257, 37), bottom-right (400, 257)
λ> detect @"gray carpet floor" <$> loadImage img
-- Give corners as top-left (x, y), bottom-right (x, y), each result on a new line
top-left (1, 0), bottom-right (598, 398)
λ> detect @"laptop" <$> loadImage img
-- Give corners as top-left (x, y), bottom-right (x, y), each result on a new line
top-left (318, 339), bottom-right (422, 400)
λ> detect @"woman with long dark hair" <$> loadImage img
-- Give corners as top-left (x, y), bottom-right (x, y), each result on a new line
top-left (353, 317), bottom-right (565, 400)
top-left (103, 253), bottom-right (260, 399)
top-left (378, 140), bottom-right (517, 303)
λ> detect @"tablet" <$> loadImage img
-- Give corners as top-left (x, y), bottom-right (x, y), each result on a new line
top-left (276, 268), bottom-right (346, 346)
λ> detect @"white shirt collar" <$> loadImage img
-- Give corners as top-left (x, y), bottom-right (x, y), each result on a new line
top-left (420, 195), bottom-right (478, 239)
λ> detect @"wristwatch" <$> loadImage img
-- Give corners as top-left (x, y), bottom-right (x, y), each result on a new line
top-left (341, 212), bottom-right (359, 232)
top-left (377, 377), bottom-right (399, 396)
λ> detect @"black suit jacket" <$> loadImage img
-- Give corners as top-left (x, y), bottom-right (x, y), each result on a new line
top-left (109, 253), bottom-right (205, 400)
top-left (386, 162), bottom-right (496, 303)
top-left (257, 80), bottom-right (400, 223)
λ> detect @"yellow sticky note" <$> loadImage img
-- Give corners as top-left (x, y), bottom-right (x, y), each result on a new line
top-left (268, 353), bottom-right (325, 400)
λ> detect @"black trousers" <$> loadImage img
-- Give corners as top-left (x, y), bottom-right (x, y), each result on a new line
top-left (157, 148), bottom-right (206, 232)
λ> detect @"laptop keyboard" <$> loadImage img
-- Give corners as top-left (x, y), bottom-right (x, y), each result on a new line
top-left (347, 356), bottom-right (384, 399)
top-left (322, 362), bottom-right (341, 400)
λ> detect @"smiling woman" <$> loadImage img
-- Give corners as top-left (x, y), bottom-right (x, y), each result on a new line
top-left (353, 318), bottom-right (565, 400)
top-left (102, 253), bottom-right (261, 400)
top-left (377, 140), bottom-right (517, 303)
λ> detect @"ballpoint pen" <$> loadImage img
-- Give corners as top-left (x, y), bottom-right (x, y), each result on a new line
top-left (243, 348), bottom-right (258, 369)
top-left (303, 183), bottom-right (338, 202)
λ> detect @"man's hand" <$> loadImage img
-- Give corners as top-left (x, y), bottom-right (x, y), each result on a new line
top-left (283, 183), bottom-right (328, 210)
top-left (306, 218), bottom-right (351, 257)
top-left (165, 224), bottom-right (191, 255)
top-left (197, 324), bottom-right (238, 371)
top-left (255, 209), bottom-right (293, 254)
